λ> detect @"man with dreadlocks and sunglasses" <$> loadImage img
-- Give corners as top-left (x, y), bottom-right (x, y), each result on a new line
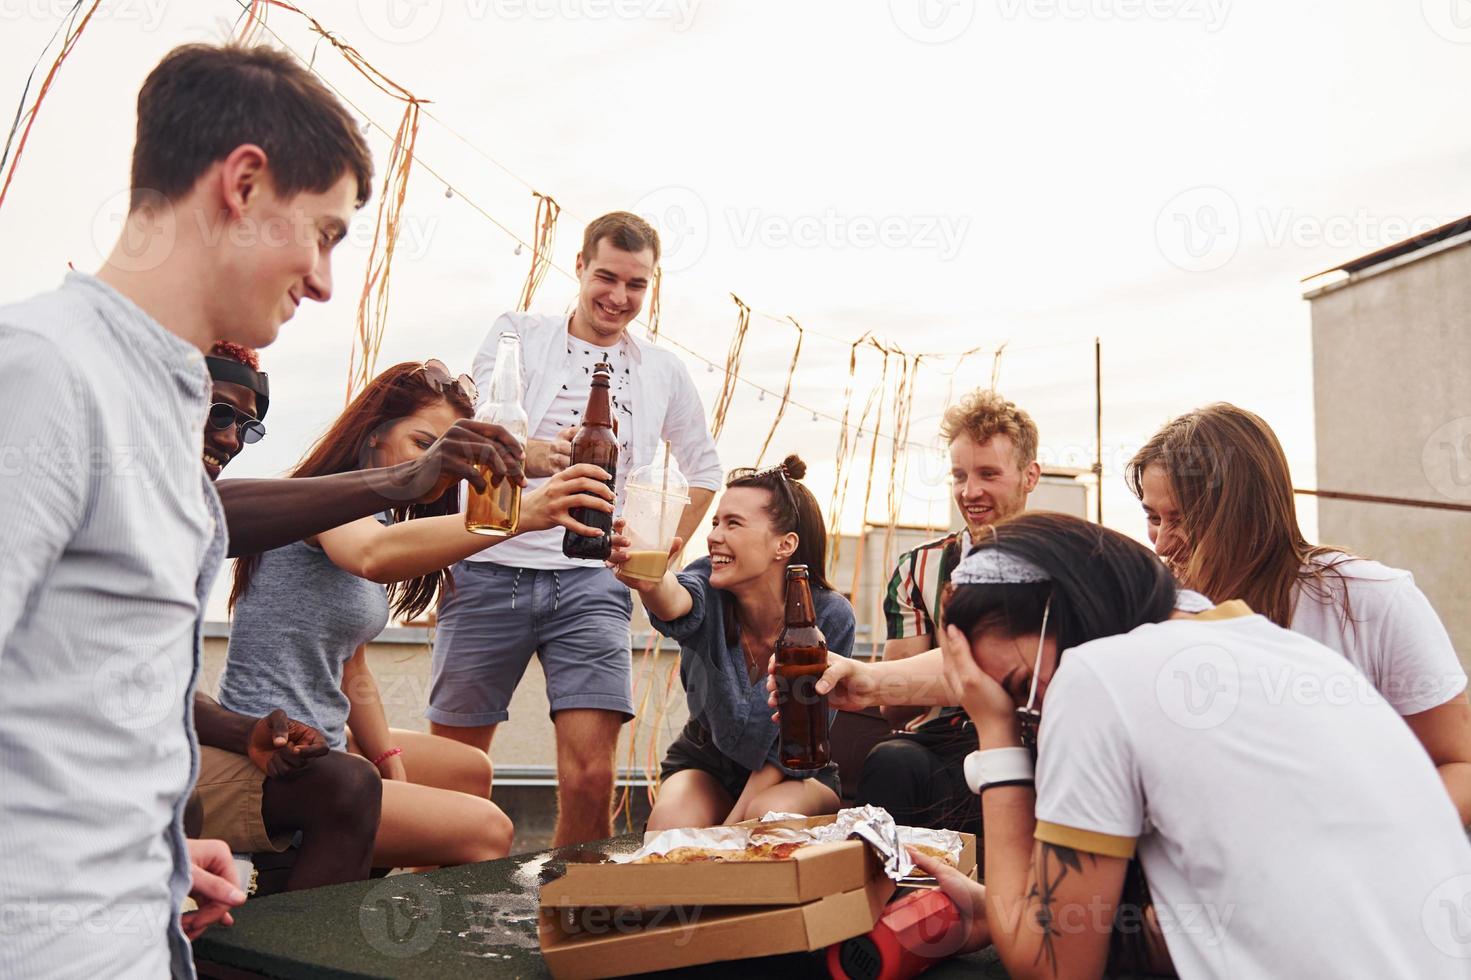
top-left (178, 342), bottom-right (387, 895)
top-left (609, 455), bottom-right (854, 828)
top-left (772, 512), bottom-right (1471, 978)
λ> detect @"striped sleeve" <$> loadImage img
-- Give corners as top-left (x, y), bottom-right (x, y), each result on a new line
top-left (882, 550), bottom-right (933, 641)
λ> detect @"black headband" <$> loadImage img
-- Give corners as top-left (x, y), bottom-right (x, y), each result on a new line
top-left (205, 356), bottom-right (270, 421)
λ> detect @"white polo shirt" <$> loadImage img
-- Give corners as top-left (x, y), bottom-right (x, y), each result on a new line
top-left (1034, 603), bottom-right (1471, 978)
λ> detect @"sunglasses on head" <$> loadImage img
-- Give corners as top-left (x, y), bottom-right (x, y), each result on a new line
top-left (729, 462), bottom-right (799, 512)
top-left (209, 403), bottom-right (266, 444)
top-left (417, 359), bottom-right (478, 404)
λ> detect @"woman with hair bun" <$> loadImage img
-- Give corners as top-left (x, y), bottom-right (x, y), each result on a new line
top-left (609, 454), bottom-right (854, 829)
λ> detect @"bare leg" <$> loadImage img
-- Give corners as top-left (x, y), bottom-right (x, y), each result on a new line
top-left (646, 770), bottom-right (736, 831)
top-left (259, 751), bottom-right (382, 891)
top-left (430, 720), bottom-right (498, 755)
top-left (391, 728), bottom-right (494, 799)
top-left (372, 779), bottom-right (513, 868)
top-left (551, 708), bottom-right (624, 846)
top-left (731, 777), bottom-right (841, 824)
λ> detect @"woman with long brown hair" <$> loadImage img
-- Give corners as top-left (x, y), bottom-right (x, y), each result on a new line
top-left (220, 360), bottom-right (614, 867)
top-left (608, 455), bottom-right (854, 829)
top-left (1126, 402), bottom-right (1471, 823)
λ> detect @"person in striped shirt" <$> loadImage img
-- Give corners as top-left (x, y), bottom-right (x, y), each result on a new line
top-left (855, 389), bottom-right (1040, 834)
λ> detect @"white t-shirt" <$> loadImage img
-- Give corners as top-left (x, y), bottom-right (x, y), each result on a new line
top-left (1290, 553), bottom-right (1466, 715)
top-left (1035, 603), bottom-right (1471, 978)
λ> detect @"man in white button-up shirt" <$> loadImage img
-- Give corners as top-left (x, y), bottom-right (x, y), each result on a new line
top-left (429, 212), bottom-right (722, 846)
top-left (0, 44), bottom-right (374, 979)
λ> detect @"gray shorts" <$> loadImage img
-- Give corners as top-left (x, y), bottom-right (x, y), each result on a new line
top-left (427, 561), bottom-right (636, 727)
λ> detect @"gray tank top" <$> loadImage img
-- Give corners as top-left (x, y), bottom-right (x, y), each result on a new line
top-left (219, 526), bottom-right (391, 750)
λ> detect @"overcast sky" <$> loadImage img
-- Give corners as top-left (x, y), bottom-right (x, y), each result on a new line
top-left (3, 0), bottom-right (1468, 619)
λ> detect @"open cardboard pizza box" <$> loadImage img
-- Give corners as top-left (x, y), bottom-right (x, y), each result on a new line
top-left (538, 814), bottom-right (976, 979)
top-left (540, 812), bottom-right (976, 908)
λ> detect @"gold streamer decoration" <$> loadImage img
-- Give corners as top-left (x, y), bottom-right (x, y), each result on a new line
top-left (516, 191), bottom-right (560, 312)
top-left (754, 316), bottom-right (804, 467)
top-left (0, 0), bottom-right (105, 215)
top-left (231, 0), bottom-right (429, 403)
top-left (645, 266), bottom-right (663, 341)
top-left (708, 294), bottom-right (752, 442)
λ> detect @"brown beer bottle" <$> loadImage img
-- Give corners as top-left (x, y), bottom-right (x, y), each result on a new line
top-left (562, 362), bottom-right (618, 560)
top-left (775, 564), bottom-right (831, 772)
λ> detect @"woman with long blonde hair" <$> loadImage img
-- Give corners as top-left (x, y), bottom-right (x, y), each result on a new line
top-left (1127, 402), bottom-right (1470, 823)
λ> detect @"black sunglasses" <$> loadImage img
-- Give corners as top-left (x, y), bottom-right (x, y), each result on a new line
top-left (418, 358), bottom-right (478, 404)
top-left (209, 403), bottom-right (266, 444)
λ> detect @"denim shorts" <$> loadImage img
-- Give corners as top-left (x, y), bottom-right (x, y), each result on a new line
top-left (426, 561), bottom-right (636, 726)
top-left (660, 718), bottom-right (842, 802)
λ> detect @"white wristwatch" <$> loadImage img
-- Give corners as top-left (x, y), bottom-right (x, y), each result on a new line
top-left (963, 747), bottom-right (1036, 795)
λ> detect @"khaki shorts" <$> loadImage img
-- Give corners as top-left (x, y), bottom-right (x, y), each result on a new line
top-left (190, 746), bottom-right (292, 853)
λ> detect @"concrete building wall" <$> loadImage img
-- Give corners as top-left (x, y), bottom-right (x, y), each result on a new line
top-left (1307, 239), bottom-right (1471, 669)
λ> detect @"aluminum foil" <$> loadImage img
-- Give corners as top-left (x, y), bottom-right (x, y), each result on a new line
top-left (613, 805), bottom-right (964, 882)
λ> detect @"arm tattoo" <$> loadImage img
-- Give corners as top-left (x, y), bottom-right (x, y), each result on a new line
top-left (1028, 843), bottom-right (1092, 975)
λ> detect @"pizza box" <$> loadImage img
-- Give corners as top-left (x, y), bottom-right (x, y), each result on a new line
top-left (540, 836), bottom-right (879, 907)
top-left (539, 814), bottom-right (976, 909)
top-left (538, 866), bottom-right (896, 980)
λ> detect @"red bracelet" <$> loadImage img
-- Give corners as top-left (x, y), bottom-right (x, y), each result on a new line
top-left (372, 747), bottom-right (403, 767)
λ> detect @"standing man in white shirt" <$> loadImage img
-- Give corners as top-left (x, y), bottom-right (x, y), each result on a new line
top-left (429, 212), bottom-right (722, 846)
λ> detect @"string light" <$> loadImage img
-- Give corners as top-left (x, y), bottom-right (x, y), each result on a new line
top-left (444, 185), bottom-right (453, 199)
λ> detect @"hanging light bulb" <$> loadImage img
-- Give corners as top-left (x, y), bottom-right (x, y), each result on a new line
top-left (758, 389), bottom-right (765, 402)
top-left (444, 186), bottom-right (454, 199)
top-left (707, 363), bottom-right (715, 373)
top-left (360, 117), bottom-right (371, 133)
top-left (514, 242), bottom-right (523, 256)
top-left (811, 411), bottom-right (819, 422)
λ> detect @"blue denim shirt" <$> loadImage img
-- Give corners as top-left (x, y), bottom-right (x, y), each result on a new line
top-left (0, 273), bottom-right (222, 979)
top-left (649, 558), bottom-right (855, 776)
